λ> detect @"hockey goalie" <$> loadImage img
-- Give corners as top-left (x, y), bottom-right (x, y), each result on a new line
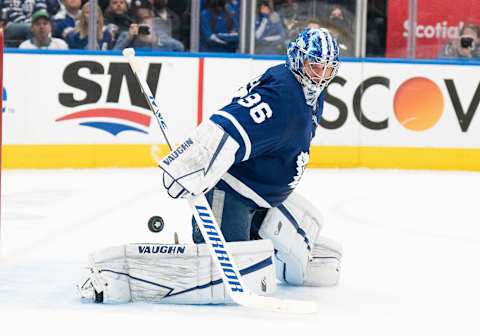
top-left (77, 28), bottom-right (343, 305)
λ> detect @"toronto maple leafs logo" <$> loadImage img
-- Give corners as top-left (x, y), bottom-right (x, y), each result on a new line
top-left (288, 152), bottom-right (309, 189)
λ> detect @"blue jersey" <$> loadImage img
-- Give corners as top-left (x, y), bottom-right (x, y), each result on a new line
top-left (210, 64), bottom-right (324, 208)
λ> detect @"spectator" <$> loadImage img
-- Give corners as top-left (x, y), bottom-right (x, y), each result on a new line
top-left (65, 3), bottom-right (113, 50)
top-left (52, 0), bottom-right (81, 39)
top-left (321, 0), bottom-right (356, 14)
top-left (327, 5), bottom-right (352, 35)
top-left (439, 24), bottom-right (480, 59)
top-left (309, 3), bottom-right (354, 56)
top-left (2, 0), bottom-right (48, 47)
top-left (200, 0), bottom-right (239, 53)
top-left (113, 1), bottom-right (156, 51)
top-left (113, 21), bottom-right (156, 50)
top-left (277, 0), bottom-right (309, 44)
top-left (152, 0), bottom-right (184, 51)
top-left (255, 0), bottom-right (285, 55)
top-left (166, 0), bottom-right (190, 49)
top-left (104, 0), bottom-right (133, 43)
top-left (114, 0), bottom-right (183, 51)
top-left (129, 0), bottom-right (154, 19)
top-left (45, 0), bottom-right (61, 16)
top-left (226, 0), bottom-right (240, 27)
top-left (152, 0), bottom-right (180, 40)
top-left (366, 0), bottom-right (386, 57)
top-left (19, 9), bottom-right (68, 49)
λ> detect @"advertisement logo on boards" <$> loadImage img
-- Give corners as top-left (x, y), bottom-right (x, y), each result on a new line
top-left (2, 87), bottom-right (6, 113)
top-left (322, 75), bottom-right (480, 133)
top-left (56, 61), bottom-right (162, 136)
top-left (2, 86), bottom-right (15, 114)
top-left (393, 77), bottom-right (444, 131)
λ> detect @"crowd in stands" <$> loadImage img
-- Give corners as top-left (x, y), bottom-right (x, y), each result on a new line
top-left (0, 0), bottom-right (186, 50)
top-left (0, 0), bottom-right (478, 60)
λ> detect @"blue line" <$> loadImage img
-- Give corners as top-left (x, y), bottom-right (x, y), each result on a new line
top-left (6, 48), bottom-right (480, 66)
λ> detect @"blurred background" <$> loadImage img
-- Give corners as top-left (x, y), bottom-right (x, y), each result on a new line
top-left (2, 0), bottom-right (479, 60)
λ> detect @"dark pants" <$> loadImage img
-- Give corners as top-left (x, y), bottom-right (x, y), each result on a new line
top-left (192, 187), bottom-right (268, 243)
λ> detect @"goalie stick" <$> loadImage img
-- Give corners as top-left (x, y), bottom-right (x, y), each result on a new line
top-left (122, 48), bottom-right (318, 314)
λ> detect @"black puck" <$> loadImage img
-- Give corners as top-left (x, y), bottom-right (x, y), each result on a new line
top-left (148, 216), bottom-right (164, 233)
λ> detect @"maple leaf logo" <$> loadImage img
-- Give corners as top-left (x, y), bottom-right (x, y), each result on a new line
top-left (288, 152), bottom-right (309, 189)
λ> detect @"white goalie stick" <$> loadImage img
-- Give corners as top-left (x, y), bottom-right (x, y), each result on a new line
top-left (122, 48), bottom-right (318, 314)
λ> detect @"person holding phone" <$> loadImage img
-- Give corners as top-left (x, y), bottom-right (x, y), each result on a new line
top-left (113, 0), bottom-right (182, 51)
top-left (104, 0), bottom-right (133, 44)
top-left (439, 23), bottom-right (480, 59)
top-left (113, 0), bottom-right (155, 50)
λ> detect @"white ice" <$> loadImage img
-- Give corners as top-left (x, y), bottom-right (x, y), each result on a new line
top-left (1, 168), bottom-right (479, 336)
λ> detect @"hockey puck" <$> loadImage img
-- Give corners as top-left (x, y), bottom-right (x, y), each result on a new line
top-left (147, 216), bottom-right (164, 233)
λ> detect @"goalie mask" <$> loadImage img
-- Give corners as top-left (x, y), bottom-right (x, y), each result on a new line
top-left (287, 28), bottom-right (340, 106)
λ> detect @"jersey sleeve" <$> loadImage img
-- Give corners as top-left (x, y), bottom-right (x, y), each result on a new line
top-left (210, 75), bottom-right (289, 163)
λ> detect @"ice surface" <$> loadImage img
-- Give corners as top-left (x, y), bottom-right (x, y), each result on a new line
top-left (1, 168), bottom-right (479, 335)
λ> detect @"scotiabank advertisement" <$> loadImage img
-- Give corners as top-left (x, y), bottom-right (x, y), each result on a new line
top-left (316, 62), bottom-right (480, 148)
top-left (386, 0), bottom-right (480, 58)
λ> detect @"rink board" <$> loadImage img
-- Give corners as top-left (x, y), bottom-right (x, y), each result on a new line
top-left (2, 50), bottom-right (480, 170)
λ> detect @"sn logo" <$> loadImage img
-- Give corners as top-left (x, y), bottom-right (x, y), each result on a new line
top-left (58, 61), bottom-right (162, 110)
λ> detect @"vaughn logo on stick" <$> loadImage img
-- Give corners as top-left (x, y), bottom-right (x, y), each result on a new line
top-left (195, 205), bottom-right (244, 293)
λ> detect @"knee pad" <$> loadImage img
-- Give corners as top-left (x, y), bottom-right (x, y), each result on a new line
top-left (258, 192), bottom-right (342, 286)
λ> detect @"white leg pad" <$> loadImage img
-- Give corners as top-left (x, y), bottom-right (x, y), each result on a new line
top-left (77, 239), bottom-right (276, 304)
top-left (258, 192), bottom-right (342, 286)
